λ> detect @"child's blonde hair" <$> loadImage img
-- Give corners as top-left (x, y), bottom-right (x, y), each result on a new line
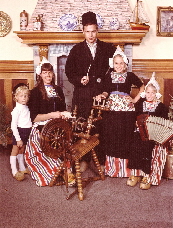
top-left (12, 83), bottom-right (30, 102)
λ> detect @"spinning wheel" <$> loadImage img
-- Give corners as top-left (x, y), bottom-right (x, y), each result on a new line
top-left (40, 118), bottom-right (72, 160)
top-left (40, 106), bottom-right (105, 201)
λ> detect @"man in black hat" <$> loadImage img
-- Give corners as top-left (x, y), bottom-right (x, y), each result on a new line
top-left (65, 11), bottom-right (115, 119)
top-left (65, 11), bottom-right (116, 170)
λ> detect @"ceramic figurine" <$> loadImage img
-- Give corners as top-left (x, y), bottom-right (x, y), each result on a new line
top-left (20, 10), bottom-right (28, 31)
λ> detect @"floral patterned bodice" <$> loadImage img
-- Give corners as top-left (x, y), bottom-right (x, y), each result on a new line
top-left (110, 72), bottom-right (127, 84)
top-left (45, 85), bottom-right (58, 98)
top-left (143, 100), bottom-right (160, 113)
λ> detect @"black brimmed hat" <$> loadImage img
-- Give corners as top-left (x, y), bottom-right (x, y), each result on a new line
top-left (82, 11), bottom-right (97, 26)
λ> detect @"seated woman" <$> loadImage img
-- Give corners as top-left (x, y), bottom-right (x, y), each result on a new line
top-left (25, 58), bottom-right (74, 186)
top-left (127, 73), bottom-right (168, 189)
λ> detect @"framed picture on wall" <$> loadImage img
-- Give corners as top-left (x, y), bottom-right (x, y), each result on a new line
top-left (156, 6), bottom-right (173, 37)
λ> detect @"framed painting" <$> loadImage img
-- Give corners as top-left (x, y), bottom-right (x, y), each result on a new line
top-left (156, 6), bottom-right (173, 37)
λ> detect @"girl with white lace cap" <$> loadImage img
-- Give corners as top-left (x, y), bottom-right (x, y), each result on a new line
top-left (95, 46), bottom-right (144, 177)
top-left (25, 57), bottom-right (74, 187)
top-left (127, 72), bottom-right (168, 189)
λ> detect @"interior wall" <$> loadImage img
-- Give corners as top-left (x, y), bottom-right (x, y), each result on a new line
top-left (0, 0), bottom-right (173, 60)
top-left (129, 0), bottom-right (173, 59)
top-left (0, 0), bottom-right (38, 61)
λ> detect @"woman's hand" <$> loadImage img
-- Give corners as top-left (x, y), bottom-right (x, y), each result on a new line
top-left (61, 111), bottom-right (73, 119)
top-left (95, 92), bottom-right (108, 102)
top-left (125, 84), bottom-right (145, 104)
top-left (34, 111), bottom-right (62, 122)
top-left (50, 111), bottom-right (62, 119)
top-left (130, 98), bottom-right (136, 103)
top-left (125, 95), bottom-right (135, 103)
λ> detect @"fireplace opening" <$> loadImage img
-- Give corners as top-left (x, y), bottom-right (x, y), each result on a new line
top-left (57, 56), bottom-right (74, 112)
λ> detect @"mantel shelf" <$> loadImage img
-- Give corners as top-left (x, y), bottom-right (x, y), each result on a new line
top-left (14, 30), bottom-right (148, 45)
top-left (13, 30), bottom-right (148, 60)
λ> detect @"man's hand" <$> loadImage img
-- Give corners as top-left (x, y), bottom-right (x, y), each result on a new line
top-left (81, 75), bottom-right (89, 85)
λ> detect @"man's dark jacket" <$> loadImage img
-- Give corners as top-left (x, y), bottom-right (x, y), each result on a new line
top-left (65, 39), bottom-right (115, 118)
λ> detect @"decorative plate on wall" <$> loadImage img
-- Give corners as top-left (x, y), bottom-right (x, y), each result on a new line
top-left (109, 18), bottom-right (120, 30)
top-left (96, 14), bottom-right (104, 29)
top-left (59, 14), bottom-right (78, 31)
top-left (0, 11), bottom-right (12, 37)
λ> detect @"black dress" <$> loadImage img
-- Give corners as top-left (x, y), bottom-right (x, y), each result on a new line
top-left (28, 85), bottom-right (66, 122)
top-left (99, 71), bottom-right (143, 160)
top-left (65, 39), bottom-right (115, 119)
top-left (128, 98), bottom-right (168, 174)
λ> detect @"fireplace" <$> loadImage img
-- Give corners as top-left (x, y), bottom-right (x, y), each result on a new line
top-left (14, 30), bottom-right (148, 111)
top-left (31, 41), bottom-right (134, 112)
top-left (14, 0), bottom-right (150, 110)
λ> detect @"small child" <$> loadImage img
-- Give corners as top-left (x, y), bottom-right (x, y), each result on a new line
top-left (10, 83), bottom-right (32, 181)
top-left (127, 73), bottom-right (168, 189)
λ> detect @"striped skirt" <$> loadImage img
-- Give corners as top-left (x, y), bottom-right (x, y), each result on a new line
top-left (25, 126), bottom-right (61, 186)
top-left (105, 144), bottom-right (167, 185)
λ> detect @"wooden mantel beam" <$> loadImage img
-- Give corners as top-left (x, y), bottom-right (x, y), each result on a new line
top-left (14, 30), bottom-right (148, 45)
top-left (14, 30), bottom-right (148, 59)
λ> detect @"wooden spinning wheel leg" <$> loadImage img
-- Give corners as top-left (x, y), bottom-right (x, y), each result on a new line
top-left (49, 161), bottom-right (64, 187)
top-left (75, 159), bottom-right (84, 201)
top-left (91, 149), bottom-right (105, 181)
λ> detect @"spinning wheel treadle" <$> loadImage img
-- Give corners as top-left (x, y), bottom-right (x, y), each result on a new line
top-left (40, 118), bottom-right (72, 159)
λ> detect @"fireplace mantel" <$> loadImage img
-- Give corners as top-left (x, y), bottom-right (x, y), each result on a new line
top-left (14, 30), bottom-right (148, 44)
top-left (14, 30), bottom-right (148, 59)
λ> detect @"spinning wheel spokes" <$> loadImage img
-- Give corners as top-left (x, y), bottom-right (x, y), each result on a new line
top-left (40, 118), bottom-right (72, 159)
top-left (49, 127), bottom-right (66, 149)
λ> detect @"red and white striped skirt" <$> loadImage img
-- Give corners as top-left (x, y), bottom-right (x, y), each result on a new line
top-left (25, 126), bottom-right (61, 186)
top-left (105, 144), bottom-right (167, 185)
